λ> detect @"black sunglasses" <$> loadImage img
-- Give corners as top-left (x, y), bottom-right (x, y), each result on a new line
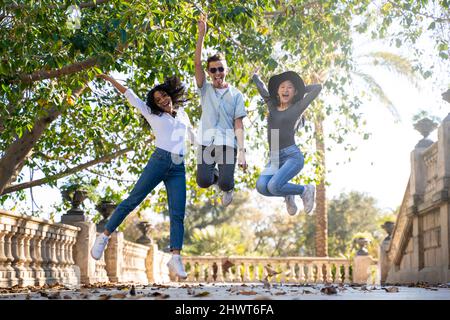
top-left (209, 67), bottom-right (225, 73)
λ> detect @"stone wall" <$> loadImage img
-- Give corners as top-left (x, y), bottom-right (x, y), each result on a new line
top-left (381, 114), bottom-right (450, 284)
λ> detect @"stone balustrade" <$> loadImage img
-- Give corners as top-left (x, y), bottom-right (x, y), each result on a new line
top-left (182, 256), bottom-right (353, 284)
top-left (121, 240), bottom-right (150, 284)
top-left (0, 209), bottom-right (80, 288)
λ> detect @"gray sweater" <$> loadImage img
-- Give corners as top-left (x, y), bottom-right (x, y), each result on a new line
top-left (252, 74), bottom-right (322, 151)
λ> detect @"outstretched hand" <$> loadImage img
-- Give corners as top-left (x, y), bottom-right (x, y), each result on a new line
top-left (238, 151), bottom-right (247, 172)
top-left (252, 66), bottom-right (261, 76)
top-left (198, 13), bottom-right (207, 36)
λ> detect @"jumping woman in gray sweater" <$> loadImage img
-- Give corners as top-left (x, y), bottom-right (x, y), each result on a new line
top-left (252, 68), bottom-right (322, 216)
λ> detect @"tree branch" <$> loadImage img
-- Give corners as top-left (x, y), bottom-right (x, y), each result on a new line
top-left (386, 0), bottom-right (450, 23)
top-left (12, 42), bottom-right (129, 84)
top-left (1, 144), bottom-right (135, 195)
top-left (5, 0), bottom-right (111, 11)
top-left (15, 57), bottom-right (99, 84)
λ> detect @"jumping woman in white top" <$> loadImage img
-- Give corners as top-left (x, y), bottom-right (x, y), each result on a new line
top-left (90, 74), bottom-right (194, 280)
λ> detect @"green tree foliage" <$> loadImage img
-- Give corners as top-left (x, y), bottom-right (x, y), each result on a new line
top-left (359, 0), bottom-right (449, 77)
top-left (1, 0), bottom-right (380, 215)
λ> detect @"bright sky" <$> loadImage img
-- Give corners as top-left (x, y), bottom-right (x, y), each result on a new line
top-left (3, 12), bottom-right (449, 222)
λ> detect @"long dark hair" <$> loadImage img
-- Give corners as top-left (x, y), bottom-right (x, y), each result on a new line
top-left (146, 76), bottom-right (187, 116)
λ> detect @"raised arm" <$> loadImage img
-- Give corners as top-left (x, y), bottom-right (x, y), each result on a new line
top-left (251, 68), bottom-right (271, 104)
top-left (194, 14), bottom-right (207, 88)
top-left (97, 74), bottom-right (127, 94)
top-left (297, 84), bottom-right (322, 113)
top-left (97, 74), bottom-right (152, 120)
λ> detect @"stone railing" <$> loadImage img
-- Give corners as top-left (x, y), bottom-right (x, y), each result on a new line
top-left (182, 256), bottom-right (356, 284)
top-left (1, 207), bottom-right (380, 287)
top-left (121, 240), bottom-right (150, 284)
top-left (0, 210), bottom-right (80, 288)
top-left (380, 114), bottom-right (450, 284)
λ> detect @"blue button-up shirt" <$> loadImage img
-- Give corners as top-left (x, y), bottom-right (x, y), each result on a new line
top-left (197, 81), bottom-right (247, 148)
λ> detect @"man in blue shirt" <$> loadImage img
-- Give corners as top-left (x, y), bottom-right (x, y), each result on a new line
top-left (194, 14), bottom-right (247, 206)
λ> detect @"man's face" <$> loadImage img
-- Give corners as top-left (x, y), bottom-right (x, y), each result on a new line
top-left (207, 60), bottom-right (228, 88)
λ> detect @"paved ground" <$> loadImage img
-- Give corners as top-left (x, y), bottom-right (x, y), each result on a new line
top-left (1, 282), bottom-right (450, 300)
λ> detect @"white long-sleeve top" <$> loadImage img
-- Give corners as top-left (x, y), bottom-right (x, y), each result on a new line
top-left (124, 89), bottom-right (196, 155)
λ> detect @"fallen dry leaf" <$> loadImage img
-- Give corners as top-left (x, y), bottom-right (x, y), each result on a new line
top-left (187, 288), bottom-right (195, 295)
top-left (63, 295), bottom-right (72, 300)
top-left (48, 292), bottom-right (61, 300)
top-left (384, 287), bottom-right (399, 293)
top-left (98, 294), bottom-right (111, 300)
top-left (274, 291), bottom-right (286, 295)
top-left (112, 293), bottom-right (127, 299)
top-left (321, 286), bottom-right (338, 295)
top-left (194, 291), bottom-right (210, 297)
top-left (150, 291), bottom-right (170, 299)
top-left (239, 291), bottom-right (258, 295)
top-left (302, 290), bottom-right (314, 294)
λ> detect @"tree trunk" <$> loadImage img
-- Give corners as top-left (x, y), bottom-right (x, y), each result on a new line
top-left (0, 86), bottom-right (85, 195)
top-left (313, 113), bottom-right (328, 257)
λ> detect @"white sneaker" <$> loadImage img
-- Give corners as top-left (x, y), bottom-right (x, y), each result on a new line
top-left (167, 255), bottom-right (187, 279)
top-left (222, 190), bottom-right (234, 207)
top-left (90, 233), bottom-right (110, 260)
top-left (285, 195), bottom-right (298, 215)
top-left (301, 184), bottom-right (316, 214)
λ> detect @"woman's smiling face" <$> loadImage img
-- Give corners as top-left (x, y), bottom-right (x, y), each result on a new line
top-left (153, 90), bottom-right (173, 113)
top-left (277, 80), bottom-right (297, 105)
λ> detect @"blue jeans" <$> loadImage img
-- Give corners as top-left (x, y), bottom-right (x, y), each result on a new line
top-left (256, 145), bottom-right (305, 197)
top-left (105, 147), bottom-right (186, 250)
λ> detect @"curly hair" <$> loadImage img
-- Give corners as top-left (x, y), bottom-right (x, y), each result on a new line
top-left (146, 76), bottom-right (187, 116)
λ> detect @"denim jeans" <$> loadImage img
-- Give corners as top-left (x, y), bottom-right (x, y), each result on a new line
top-left (105, 147), bottom-right (186, 250)
top-left (196, 145), bottom-right (237, 192)
top-left (256, 144), bottom-right (305, 197)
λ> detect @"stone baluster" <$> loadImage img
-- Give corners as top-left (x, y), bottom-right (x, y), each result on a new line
top-left (279, 263), bottom-right (286, 282)
top-left (208, 262), bottom-right (216, 282)
top-left (59, 231), bottom-right (70, 281)
top-left (10, 228), bottom-right (27, 285)
top-left (40, 230), bottom-right (51, 279)
top-left (234, 261), bottom-right (244, 282)
top-left (297, 263), bottom-right (305, 284)
top-left (0, 227), bottom-right (15, 287)
top-left (288, 263), bottom-right (296, 283)
top-left (54, 231), bottom-right (64, 282)
top-left (243, 262), bottom-right (251, 282)
top-left (326, 263), bottom-right (333, 283)
top-left (308, 264), bottom-right (316, 283)
top-left (30, 230), bottom-right (45, 286)
top-left (317, 263), bottom-right (324, 283)
top-left (344, 264), bottom-right (351, 283)
top-left (334, 263), bottom-right (342, 283)
top-left (3, 226), bottom-right (18, 286)
top-left (28, 231), bottom-right (37, 281)
top-left (48, 232), bottom-right (59, 282)
top-left (186, 261), bottom-right (195, 282)
top-left (216, 261), bottom-right (224, 282)
top-left (21, 229), bottom-right (34, 286)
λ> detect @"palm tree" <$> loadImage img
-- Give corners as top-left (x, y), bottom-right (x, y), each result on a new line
top-left (311, 51), bottom-right (420, 257)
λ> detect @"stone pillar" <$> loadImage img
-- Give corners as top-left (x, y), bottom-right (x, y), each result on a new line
top-left (379, 221), bottom-right (394, 284)
top-left (353, 255), bottom-right (374, 284)
top-left (410, 118), bottom-right (437, 211)
top-left (68, 222), bottom-right (99, 284)
top-left (436, 111), bottom-right (450, 282)
top-left (104, 232), bottom-right (124, 283)
top-left (410, 118), bottom-right (438, 272)
top-left (145, 244), bottom-right (157, 284)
